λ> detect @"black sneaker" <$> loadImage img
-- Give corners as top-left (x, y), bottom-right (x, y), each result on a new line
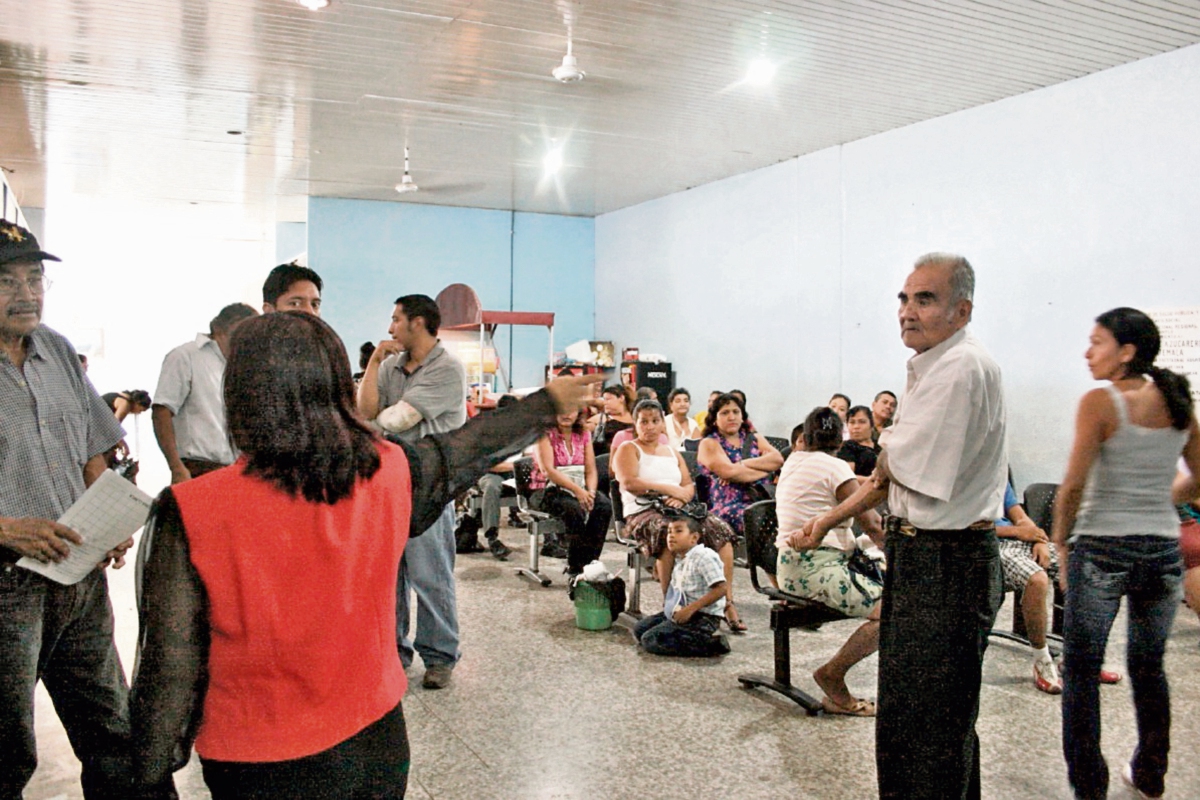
top-left (508, 509), bottom-right (527, 529)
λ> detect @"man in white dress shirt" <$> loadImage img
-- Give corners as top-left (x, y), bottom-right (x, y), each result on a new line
top-left (803, 253), bottom-right (1006, 799)
top-left (152, 303), bottom-right (258, 484)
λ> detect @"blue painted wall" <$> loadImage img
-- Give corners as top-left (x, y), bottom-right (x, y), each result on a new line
top-left (308, 198), bottom-right (594, 388)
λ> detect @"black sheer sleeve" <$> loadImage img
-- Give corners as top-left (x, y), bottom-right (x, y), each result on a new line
top-left (129, 488), bottom-right (210, 786)
top-left (395, 389), bottom-right (557, 534)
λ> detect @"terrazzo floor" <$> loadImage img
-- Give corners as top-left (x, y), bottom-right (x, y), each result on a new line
top-left (26, 524), bottom-right (1200, 799)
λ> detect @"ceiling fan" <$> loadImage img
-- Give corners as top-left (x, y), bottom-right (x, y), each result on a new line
top-left (395, 146), bottom-right (419, 194)
top-left (393, 146), bottom-right (486, 198)
top-left (552, 28), bottom-right (585, 83)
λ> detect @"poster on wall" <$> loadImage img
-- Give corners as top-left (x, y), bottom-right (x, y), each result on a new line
top-left (1148, 307), bottom-right (1200, 404)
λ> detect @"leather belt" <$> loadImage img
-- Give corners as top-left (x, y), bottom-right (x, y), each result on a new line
top-left (885, 516), bottom-right (994, 537)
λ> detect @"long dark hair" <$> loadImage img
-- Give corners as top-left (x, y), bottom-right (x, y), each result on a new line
top-left (1095, 307), bottom-right (1193, 430)
top-left (225, 312), bottom-right (381, 503)
top-left (702, 392), bottom-right (752, 438)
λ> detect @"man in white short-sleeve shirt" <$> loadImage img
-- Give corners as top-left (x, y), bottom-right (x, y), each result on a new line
top-left (152, 303), bottom-right (258, 484)
top-left (805, 253), bottom-right (1007, 800)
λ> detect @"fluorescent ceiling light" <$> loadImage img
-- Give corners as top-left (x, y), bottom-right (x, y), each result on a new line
top-left (543, 148), bottom-right (564, 176)
top-left (296, 0), bottom-right (330, 10)
top-left (745, 58), bottom-right (775, 86)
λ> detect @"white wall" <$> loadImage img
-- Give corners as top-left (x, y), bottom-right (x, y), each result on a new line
top-left (596, 43), bottom-right (1200, 488)
top-left (41, 198), bottom-right (274, 494)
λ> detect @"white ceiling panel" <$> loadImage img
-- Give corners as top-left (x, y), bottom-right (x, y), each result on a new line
top-left (1, 0), bottom-right (1198, 220)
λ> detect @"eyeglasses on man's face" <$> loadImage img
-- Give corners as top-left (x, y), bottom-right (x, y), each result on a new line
top-left (0, 274), bottom-right (51, 297)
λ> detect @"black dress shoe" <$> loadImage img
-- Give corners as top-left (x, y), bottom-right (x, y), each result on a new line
top-left (539, 542), bottom-right (569, 559)
top-left (487, 535), bottom-right (511, 561)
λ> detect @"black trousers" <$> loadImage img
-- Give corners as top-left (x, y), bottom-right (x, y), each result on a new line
top-left (201, 702), bottom-right (409, 800)
top-left (876, 528), bottom-right (1002, 800)
top-left (535, 487), bottom-right (613, 573)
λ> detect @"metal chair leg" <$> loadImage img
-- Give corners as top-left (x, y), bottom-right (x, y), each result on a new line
top-left (516, 520), bottom-right (551, 587)
top-left (626, 546), bottom-right (643, 616)
top-left (737, 605), bottom-right (823, 715)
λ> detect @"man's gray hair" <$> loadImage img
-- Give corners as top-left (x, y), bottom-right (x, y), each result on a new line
top-left (914, 252), bottom-right (974, 305)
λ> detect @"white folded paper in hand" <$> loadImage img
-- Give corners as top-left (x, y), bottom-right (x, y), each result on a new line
top-left (17, 470), bottom-right (154, 585)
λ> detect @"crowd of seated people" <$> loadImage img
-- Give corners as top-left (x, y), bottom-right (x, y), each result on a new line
top-left (473, 377), bottom-right (1104, 704)
top-left (612, 399), bottom-right (744, 632)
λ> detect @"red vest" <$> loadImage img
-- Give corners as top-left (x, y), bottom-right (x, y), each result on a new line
top-left (173, 441), bottom-right (411, 762)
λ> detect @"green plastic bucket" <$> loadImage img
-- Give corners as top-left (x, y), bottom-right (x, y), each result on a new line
top-left (573, 581), bottom-right (613, 631)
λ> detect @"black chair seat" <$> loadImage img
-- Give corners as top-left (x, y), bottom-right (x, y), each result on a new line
top-left (764, 435), bottom-right (789, 453)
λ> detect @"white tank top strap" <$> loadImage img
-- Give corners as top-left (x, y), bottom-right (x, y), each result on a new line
top-left (1105, 383), bottom-right (1129, 428)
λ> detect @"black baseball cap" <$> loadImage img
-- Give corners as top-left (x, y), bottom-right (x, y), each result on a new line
top-left (0, 222), bottom-right (60, 267)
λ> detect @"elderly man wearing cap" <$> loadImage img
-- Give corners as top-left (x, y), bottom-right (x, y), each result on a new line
top-left (0, 223), bottom-right (168, 798)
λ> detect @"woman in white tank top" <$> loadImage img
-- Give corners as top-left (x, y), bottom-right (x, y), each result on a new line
top-left (612, 400), bottom-right (744, 632)
top-left (1052, 307), bottom-right (1200, 800)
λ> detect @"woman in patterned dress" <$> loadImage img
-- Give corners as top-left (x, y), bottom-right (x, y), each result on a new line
top-left (696, 393), bottom-right (783, 536)
top-left (774, 406), bottom-right (885, 717)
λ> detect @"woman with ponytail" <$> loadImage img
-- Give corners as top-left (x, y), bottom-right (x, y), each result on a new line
top-left (1052, 307), bottom-right (1200, 800)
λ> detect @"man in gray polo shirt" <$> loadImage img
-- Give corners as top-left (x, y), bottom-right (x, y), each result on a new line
top-left (0, 222), bottom-right (164, 798)
top-left (151, 303), bottom-right (257, 484)
top-left (358, 293), bottom-right (468, 689)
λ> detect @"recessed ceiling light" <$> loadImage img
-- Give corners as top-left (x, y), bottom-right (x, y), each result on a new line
top-left (296, 0), bottom-right (330, 10)
top-left (745, 58), bottom-right (775, 86)
top-left (543, 147), bottom-right (564, 176)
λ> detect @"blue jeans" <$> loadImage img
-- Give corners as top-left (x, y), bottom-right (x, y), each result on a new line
top-left (876, 528), bottom-right (1002, 800)
top-left (0, 566), bottom-right (140, 799)
top-left (397, 504), bottom-right (460, 670)
top-left (633, 612), bottom-right (728, 657)
top-left (1062, 536), bottom-right (1183, 800)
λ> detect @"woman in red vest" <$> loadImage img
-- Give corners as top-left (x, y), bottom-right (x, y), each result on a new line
top-left (129, 312), bottom-right (595, 799)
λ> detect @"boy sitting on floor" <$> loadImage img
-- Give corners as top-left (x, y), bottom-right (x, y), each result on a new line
top-left (634, 515), bottom-right (731, 657)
